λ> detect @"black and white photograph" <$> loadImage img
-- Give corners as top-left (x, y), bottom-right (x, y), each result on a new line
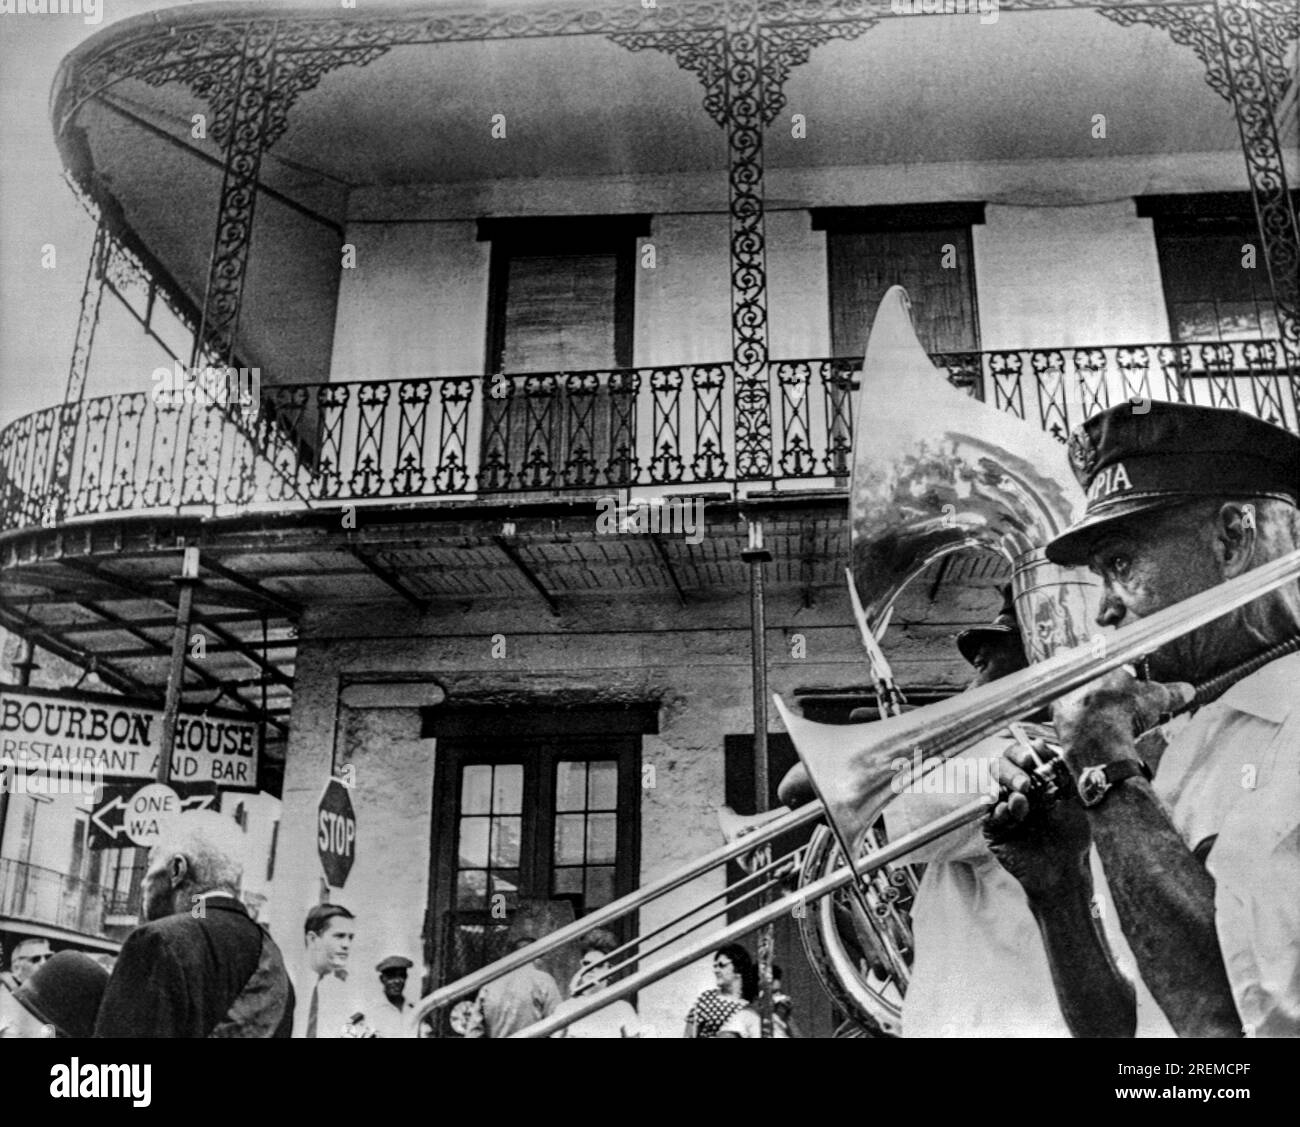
top-left (0, 0), bottom-right (1296, 1095)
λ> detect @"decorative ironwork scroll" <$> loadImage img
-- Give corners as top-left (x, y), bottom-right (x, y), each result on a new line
top-left (193, 23), bottom-right (277, 367)
top-left (758, 17), bottom-right (877, 124)
top-left (1098, 1), bottom-right (1300, 374)
top-left (1211, 0), bottom-right (1300, 373)
top-left (63, 221), bottom-right (109, 407)
top-left (608, 28), bottom-right (729, 124)
top-left (611, 7), bottom-right (874, 480)
top-left (1098, 3), bottom-right (1232, 97)
top-left (52, 5), bottom-right (728, 142)
top-left (727, 0), bottom-right (773, 478)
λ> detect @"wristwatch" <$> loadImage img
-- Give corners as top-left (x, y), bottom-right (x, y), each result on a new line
top-left (1076, 759), bottom-right (1151, 808)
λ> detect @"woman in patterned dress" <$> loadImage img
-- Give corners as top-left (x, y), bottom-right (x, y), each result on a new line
top-left (682, 944), bottom-right (757, 1038)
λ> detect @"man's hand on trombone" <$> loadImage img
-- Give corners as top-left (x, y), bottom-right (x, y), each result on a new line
top-left (982, 667), bottom-right (1192, 903)
top-left (1048, 667), bottom-right (1193, 769)
top-left (980, 668), bottom-right (1224, 1039)
top-left (982, 666), bottom-right (1194, 888)
top-left (980, 728), bottom-right (1139, 1037)
top-left (982, 733), bottom-right (1090, 902)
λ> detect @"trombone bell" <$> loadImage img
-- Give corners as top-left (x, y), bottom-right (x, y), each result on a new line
top-left (773, 697), bottom-right (940, 854)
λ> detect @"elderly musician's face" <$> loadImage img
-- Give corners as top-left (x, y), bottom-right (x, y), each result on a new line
top-left (1084, 505), bottom-right (1227, 681)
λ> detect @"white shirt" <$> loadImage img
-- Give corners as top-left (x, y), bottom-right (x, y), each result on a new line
top-left (368, 995), bottom-right (417, 1039)
top-left (718, 1005), bottom-right (791, 1038)
top-left (885, 653), bottom-right (1298, 1037)
top-left (887, 732), bottom-right (1072, 1037)
top-left (293, 969), bottom-right (365, 1039)
top-left (549, 993), bottom-right (643, 1038)
top-left (1118, 652), bottom-right (1300, 1037)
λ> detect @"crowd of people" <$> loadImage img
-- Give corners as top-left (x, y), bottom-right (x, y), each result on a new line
top-left (0, 815), bottom-right (422, 1039)
top-left (0, 809), bottom-right (790, 1038)
top-left (460, 930), bottom-right (799, 1038)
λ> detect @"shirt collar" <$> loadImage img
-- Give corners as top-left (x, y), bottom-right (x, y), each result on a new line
top-left (194, 890), bottom-right (244, 911)
top-left (1214, 651), bottom-right (1300, 725)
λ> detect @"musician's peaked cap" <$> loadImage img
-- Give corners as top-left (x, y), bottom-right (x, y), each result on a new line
top-left (956, 585), bottom-right (1020, 665)
top-left (1045, 401), bottom-right (1300, 566)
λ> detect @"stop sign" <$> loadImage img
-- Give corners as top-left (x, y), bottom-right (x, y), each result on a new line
top-left (317, 779), bottom-right (357, 888)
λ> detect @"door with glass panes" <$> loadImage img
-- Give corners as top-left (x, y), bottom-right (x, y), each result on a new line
top-left (429, 734), bottom-right (639, 1032)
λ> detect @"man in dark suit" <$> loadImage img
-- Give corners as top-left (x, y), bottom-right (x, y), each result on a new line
top-left (95, 810), bottom-right (294, 1038)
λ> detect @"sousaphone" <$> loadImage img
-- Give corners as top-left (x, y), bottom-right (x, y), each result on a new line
top-left (792, 286), bottom-right (1098, 1036)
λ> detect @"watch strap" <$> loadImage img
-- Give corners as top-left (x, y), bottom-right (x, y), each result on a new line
top-left (1077, 758), bottom-right (1151, 808)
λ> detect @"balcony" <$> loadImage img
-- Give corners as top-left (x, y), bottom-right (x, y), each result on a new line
top-left (0, 857), bottom-right (130, 943)
top-left (0, 340), bottom-right (1294, 536)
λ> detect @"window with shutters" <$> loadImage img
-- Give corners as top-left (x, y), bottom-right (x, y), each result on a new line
top-left (1138, 193), bottom-right (1292, 343)
top-left (812, 205), bottom-right (984, 474)
top-left (814, 204), bottom-right (984, 360)
top-left (477, 217), bottom-right (648, 494)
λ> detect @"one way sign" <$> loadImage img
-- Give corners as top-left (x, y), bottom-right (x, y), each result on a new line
top-left (88, 781), bottom-right (219, 850)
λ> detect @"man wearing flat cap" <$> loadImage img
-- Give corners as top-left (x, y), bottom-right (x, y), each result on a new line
top-left (987, 400), bottom-right (1300, 1037)
top-left (369, 955), bottom-right (423, 1038)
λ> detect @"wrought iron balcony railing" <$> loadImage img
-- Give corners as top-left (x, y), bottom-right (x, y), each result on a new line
top-left (0, 856), bottom-right (119, 939)
top-left (0, 341), bottom-right (1293, 534)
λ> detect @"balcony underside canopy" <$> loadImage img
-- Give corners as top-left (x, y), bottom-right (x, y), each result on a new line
top-left (0, 500), bottom-right (1012, 727)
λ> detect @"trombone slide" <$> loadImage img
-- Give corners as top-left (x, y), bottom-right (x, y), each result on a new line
top-left (779, 547), bottom-right (1300, 855)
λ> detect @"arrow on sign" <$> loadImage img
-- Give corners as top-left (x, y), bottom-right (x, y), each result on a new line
top-left (88, 781), bottom-right (219, 850)
top-left (91, 795), bottom-right (128, 842)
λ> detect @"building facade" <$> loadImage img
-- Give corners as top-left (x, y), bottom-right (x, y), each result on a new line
top-left (0, 0), bottom-right (1296, 1034)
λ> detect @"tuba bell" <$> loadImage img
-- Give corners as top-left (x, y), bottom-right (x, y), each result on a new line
top-left (794, 286), bottom-right (1100, 1036)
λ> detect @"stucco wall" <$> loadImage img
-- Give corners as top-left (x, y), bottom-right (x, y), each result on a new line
top-left (332, 151), bottom-right (1251, 383)
top-left (634, 213), bottom-right (730, 368)
top-left (331, 221), bottom-right (489, 382)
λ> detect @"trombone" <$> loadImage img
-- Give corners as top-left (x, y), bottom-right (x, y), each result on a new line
top-left (412, 800), bottom-right (822, 1033)
top-left (409, 546), bottom-right (1300, 1037)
